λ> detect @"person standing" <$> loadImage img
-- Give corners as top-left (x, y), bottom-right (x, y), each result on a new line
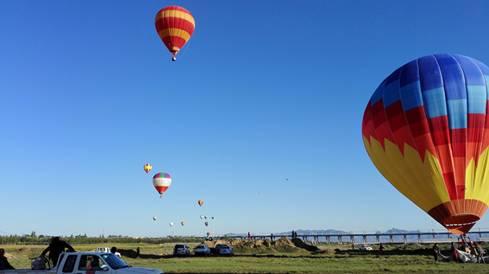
top-left (432, 243), bottom-right (440, 262)
top-left (41, 237), bottom-right (75, 266)
top-left (0, 249), bottom-right (14, 270)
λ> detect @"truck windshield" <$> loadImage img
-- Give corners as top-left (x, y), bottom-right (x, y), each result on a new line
top-left (100, 254), bottom-right (129, 270)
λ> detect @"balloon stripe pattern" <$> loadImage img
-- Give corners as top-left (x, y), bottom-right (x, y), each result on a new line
top-left (155, 6), bottom-right (195, 56)
top-left (153, 172), bottom-right (172, 197)
top-left (362, 54), bottom-right (489, 234)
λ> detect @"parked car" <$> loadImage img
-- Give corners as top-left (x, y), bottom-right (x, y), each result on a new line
top-left (173, 244), bottom-right (191, 256)
top-left (214, 244), bottom-right (233, 256)
top-left (2, 251), bottom-right (162, 274)
top-left (193, 244), bottom-right (211, 256)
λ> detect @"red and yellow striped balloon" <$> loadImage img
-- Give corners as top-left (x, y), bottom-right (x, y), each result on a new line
top-left (155, 6), bottom-right (195, 61)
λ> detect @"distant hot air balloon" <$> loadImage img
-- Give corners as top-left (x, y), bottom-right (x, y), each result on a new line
top-left (362, 54), bottom-right (489, 235)
top-left (169, 222), bottom-right (174, 227)
top-left (153, 172), bottom-right (172, 198)
top-left (197, 199), bottom-right (204, 207)
top-left (204, 216), bottom-right (207, 220)
top-left (144, 163), bottom-right (153, 174)
top-left (200, 215), bottom-right (204, 220)
top-left (153, 216), bottom-right (157, 221)
top-left (204, 221), bottom-right (208, 227)
top-left (211, 217), bottom-right (214, 220)
top-left (155, 6), bottom-right (195, 61)
top-left (180, 221), bottom-right (185, 226)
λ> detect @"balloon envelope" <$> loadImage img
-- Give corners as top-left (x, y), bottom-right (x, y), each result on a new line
top-left (362, 54), bottom-right (489, 234)
top-left (144, 163), bottom-right (153, 174)
top-left (153, 172), bottom-right (172, 197)
top-left (155, 6), bottom-right (195, 60)
top-left (197, 199), bottom-right (204, 207)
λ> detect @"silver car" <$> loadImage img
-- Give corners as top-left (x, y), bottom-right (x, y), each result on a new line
top-left (173, 244), bottom-right (191, 256)
top-left (215, 244), bottom-right (233, 256)
top-left (194, 244), bottom-right (211, 256)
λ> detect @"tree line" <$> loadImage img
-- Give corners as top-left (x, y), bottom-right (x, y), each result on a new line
top-left (0, 232), bottom-right (203, 245)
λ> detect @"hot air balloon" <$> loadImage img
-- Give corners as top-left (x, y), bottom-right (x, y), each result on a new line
top-left (362, 54), bottom-right (489, 235)
top-left (200, 215), bottom-right (204, 220)
top-left (153, 216), bottom-right (157, 221)
top-left (144, 163), bottom-right (153, 174)
top-left (204, 221), bottom-right (208, 227)
top-left (153, 172), bottom-right (172, 198)
top-left (169, 222), bottom-right (174, 227)
top-left (155, 6), bottom-right (195, 61)
top-left (180, 221), bottom-right (185, 226)
top-left (197, 199), bottom-right (204, 207)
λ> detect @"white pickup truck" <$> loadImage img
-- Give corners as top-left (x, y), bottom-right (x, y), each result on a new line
top-left (3, 252), bottom-right (162, 274)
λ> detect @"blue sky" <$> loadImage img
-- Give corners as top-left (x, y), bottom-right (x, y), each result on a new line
top-left (1, 0), bottom-right (489, 237)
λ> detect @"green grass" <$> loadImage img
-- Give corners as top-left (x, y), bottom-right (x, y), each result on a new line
top-left (3, 243), bottom-right (489, 273)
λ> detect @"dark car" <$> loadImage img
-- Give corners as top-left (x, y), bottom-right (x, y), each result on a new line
top-left (193, 244), bottom-right (211, 256)
top-left (213, 244), bottom-right (233, 256)
top-left (173, 244), bottom-right (191, 257)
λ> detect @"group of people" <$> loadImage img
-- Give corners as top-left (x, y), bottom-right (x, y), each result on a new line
top-left (433, 237), bottom-right (487, 263)
top-left (0, 237), bottom-right (125, 271)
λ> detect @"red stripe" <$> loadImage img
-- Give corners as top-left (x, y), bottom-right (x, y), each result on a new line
top-left (155, 17), bottom-right (195, 36)
top-left (162, 36), bottom-right (187, 52)
top-left (155, 186), bottom-right (168, 194)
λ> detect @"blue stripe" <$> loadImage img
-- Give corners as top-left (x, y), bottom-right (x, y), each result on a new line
top-left (384, 68), bottom-right (401, 86)
top-left (400, 60), bottom-right (419, 87)
top-left (455, 55), bottom-right (485, 86)
top-left (447, 99), bottom-right (467, 129)
top-left (400, 81), bottom-right (423, 111)
top-left (436, 54), bottom-right (467, 100)
top-left (485, 76), bottom-right (489, 99)
top-left (370, 85), bottom-right (384, 105)
top-left (383, 80), bottom-right (400, 107)
top-left (419, 55), bottom-right (443, 91)
top-left (467, 86), bottom-right (486, 114)
top-left (423, 87), bottom-right (447, 118)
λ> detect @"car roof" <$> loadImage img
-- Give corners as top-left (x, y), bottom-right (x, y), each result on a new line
top-left (64, 252), bottom-right (112, 255)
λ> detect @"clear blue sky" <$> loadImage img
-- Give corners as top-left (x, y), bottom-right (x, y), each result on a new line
top-left (1, 0), bottom-right (489, 237)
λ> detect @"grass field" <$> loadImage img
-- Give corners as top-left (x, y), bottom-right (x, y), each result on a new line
top-left (2, 242), bottom-right (489, 273)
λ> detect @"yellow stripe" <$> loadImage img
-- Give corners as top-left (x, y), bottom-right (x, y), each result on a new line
top-left (466, 147), bottom-right (489, 204)
top-left (156, 9), bottom-right (195, 27)
top-left (158, 28), bottom-right (191, 41)
top-left (364, 137), bottom-right (450, 212)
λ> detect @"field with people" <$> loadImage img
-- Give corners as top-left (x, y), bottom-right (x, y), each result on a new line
top-left (2, 240), bottom-right (489, 273)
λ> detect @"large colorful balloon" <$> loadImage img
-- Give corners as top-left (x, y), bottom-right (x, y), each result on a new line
top-left (144, 163), bottom-right (153, 174)
top-left (362, 54), bottom-right (489, 234)
top-left (155, 6), bottom-right (195, 61)
top-left (153, 172), bottom-right (172, 198)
